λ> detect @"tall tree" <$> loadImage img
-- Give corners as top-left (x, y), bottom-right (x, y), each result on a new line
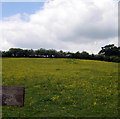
top-left (98, 44), bottom-right (119, 56)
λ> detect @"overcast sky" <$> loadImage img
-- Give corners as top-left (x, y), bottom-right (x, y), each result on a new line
top-left (0, 0), bottom-right (119, 54)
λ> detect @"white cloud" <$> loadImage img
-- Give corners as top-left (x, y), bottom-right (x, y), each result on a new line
top-left (2, 14), bottom-right (22, 21)
top-left (1, 0), bottom-right (118, 53)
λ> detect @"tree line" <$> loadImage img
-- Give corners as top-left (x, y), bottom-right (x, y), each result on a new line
top-left (1, 44), bottom-right (120, 63)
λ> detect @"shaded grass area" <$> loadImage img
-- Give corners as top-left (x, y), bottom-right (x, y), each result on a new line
top-left (2, 58), bottom-right (119, 117)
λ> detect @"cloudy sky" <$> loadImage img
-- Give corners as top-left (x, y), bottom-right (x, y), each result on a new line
top-left (0, 0), bottom-right (119, 54)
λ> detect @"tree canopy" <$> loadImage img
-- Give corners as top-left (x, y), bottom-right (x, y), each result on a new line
top-left (98, 44), bottom-right (120, 57)
top-left (2, 44), bottom-right (120, 63)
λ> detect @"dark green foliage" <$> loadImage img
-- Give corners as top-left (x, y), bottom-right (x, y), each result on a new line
top-left (2, 44), bottom-right (120, 63)
top-left (99, 44), bottom-right (120, 57)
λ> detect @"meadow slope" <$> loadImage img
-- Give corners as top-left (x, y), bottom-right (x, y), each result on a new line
top-left (2, 58), bottom-right (119, 117)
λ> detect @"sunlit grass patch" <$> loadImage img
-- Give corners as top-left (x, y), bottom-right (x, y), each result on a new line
top-left (2, 58), bottom-right (119, 117)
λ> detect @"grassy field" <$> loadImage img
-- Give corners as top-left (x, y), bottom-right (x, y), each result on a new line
top-left (2, 58), bottom-right (119, 117)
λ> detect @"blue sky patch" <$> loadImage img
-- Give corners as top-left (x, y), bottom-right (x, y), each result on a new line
top-left (2, 2), bottom-right (44, 21)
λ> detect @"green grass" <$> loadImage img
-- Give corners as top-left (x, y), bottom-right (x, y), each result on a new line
top-left (2, 58), bottom-right (119, 117)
